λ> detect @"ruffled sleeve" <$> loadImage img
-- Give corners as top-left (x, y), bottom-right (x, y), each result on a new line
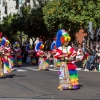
top-left (36, 50), bottom-right (44, 56)
top-left (54, 47), bottom-right (62, 58)
top-left (68, 47), bottom-right (77, 57)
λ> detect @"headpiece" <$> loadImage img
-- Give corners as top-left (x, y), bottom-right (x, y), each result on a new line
top-left (1, 37), bottom-right (10, 46)
top-left (35, 41), bottom-right (44, 52)
top-left (56, 29), bottom-right (71, 48)
top-left (13, 41), bottom-right (20, 47)
top-left (27, 44), bottom-right (32, 50)
top-left (51, 41), bottom-right (56, 50)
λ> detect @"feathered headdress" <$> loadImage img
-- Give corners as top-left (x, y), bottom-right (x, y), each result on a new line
top-left (56, 29), bottom-right (71, 48)
top-left (35, 41), bottom-right (44, 52)
top-left (27, 44), bottom-right (33, 50)
top-left (13, 41), bottom-right (20, 47)
top-left (1, 37), bottom-right (10, 46)
top-left (51, 41), bottom-right (56, 50)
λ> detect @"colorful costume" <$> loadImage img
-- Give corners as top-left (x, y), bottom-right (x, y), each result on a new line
top-left (0, 36), bottom-right (14, 76)
top-left (51, 38), bottom-right (58, 68)
top-left (0, 41), bottom-right (4, 76)
top-left (35, 41), bottom-right (49, 70)
top-left (54, 29), bottom-right (80, 90)
top-left (13, 41), bottom-right (22, 66)
top-left (26, 45), bottom-right (36, 65)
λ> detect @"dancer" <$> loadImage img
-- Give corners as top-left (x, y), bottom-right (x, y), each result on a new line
top-left (51, 37), bottom-right (59, 68)
top-left (0, 37), bottom-right (4, 76)
top-left (35, 40), bottom-right (49, 70)
top-left (31, 51), bottom-right (37, 65)
top-left (26, 45), bottom-right (34, 65)
top-left (13, 41), bottom-right (22, 66)
top-left (0, 37), bottom-right (14, 76)
top-left (54, 29), bottom-right (80, 90)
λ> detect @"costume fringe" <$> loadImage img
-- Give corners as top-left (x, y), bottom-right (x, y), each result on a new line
top-left (17, 56), bottom-right (22, 66)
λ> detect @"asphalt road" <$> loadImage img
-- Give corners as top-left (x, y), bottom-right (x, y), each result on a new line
top-left (0, 64), bottom-right (100, 100)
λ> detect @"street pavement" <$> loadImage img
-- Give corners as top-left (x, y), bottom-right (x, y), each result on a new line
top-left (0, 63), bottom-right (100, 100)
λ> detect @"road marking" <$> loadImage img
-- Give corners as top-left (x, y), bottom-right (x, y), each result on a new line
top-left (13, 66), bottom-right (99, 73)
top-left (22, 67), bottom-right (59, 72)
top-left (17, 69), bottom-right (27, 72)
top-left (49, 69), bottom-right (59, 71)
top-left (23, 67), bottom-right (38, 71)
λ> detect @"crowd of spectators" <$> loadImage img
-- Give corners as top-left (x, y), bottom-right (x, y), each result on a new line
top-left (70, 41), bottom-right (100, 72)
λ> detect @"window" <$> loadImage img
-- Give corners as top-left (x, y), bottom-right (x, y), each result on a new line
top-left (5, 6), bottom-right (7, 14)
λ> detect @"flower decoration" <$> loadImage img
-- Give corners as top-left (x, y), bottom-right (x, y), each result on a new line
top-left (60, 36), bottom-right (65, 44)
top-left (29, 45), bottom-right (33, 49)
top-left (13, 41), bottom-right (20, 47)
top-left (6, 40), bottom-right (10, 44)
top-left (54, 45), bottom-right (56, 49)
top-left (40, 44), bottom-right (44, 50)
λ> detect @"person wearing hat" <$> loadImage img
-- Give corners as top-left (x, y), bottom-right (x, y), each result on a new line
top-left (0, 37), bottom-right (4, 76)
top-left (54, 29), bottom-right (80, 90)
top-left (13, 41), bottom-right (22, 66)
top-left (26, 45), bottom-right (34, 65)
top-left (51, 37), bottom-right (58, 68)
top-left (35, 40), bottom-right (49, 70)
top-left (0, 37), bottom-right (14, 76)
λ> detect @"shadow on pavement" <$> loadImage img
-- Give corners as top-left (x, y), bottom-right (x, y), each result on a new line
top-left (0, 74), bottom-right (16, 79)
top-left (0, 74), bottom-right (26, 79)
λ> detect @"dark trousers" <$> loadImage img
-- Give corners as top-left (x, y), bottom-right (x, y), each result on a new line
top-left (75, 61), bottom-right (82, 68)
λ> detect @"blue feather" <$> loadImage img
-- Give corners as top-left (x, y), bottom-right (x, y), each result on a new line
top-left (26, 44), bottom-right (31, 51)
top-left (35, 42), bottom-right (42, 52)
top-left (51, 41), bottom-right (56, 50)
top-left (56, 29), bottom-right (62, 48)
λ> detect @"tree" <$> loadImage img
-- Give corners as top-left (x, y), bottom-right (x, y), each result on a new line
top-left (43, 0), bottom-right (100, 35)
top-left (0, 14), bottom-right (18, 43)
top-left (23, 0), bottom-right (50, 38)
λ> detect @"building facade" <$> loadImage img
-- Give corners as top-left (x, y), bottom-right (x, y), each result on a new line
top-left (0, 0), bottom-right (34, 23)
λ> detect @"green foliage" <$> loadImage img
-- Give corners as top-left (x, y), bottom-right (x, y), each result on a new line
top-left (20, 4), bottom-right (31, 16)
top-left (29, 6), bottom-right (49, 37)
top-left (0, 14), bottom-right (14, 37)
top-left (43, 0), bottom-right (100, 33)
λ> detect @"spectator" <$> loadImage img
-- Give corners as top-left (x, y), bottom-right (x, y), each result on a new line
top-left (75, 44), bottom-right (84, 70)
top-left (96, 42), bottom-right (100, 58)
top-left (85, 51), bottom-right (95, 71)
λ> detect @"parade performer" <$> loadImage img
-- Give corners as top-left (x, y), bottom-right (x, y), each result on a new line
top-left (0, 37), bottom-right (14, 76)
top-left (35, 40), bottom-right (49, 70)
top-left (26, 44), bottom-right (34, 65)
top-left (51, 37), bottom-right (59, 68)
top-left (54, 29), bottom-right (80, 90)
top-left (0, 35), bottom-right (4, 76)
top-left (31, 51), bottom-right (37, 65)
top-left (13, 41), bottom-right (22, 66)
